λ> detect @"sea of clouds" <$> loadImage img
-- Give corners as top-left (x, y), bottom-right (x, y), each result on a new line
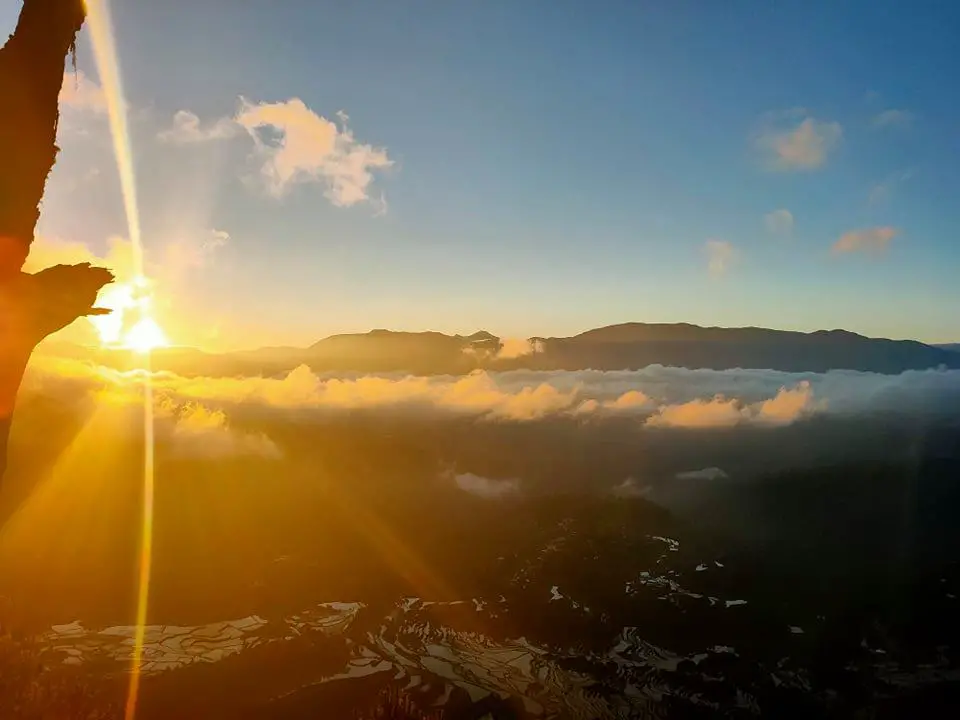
top-left (18, 356), bottom-right (960, 461)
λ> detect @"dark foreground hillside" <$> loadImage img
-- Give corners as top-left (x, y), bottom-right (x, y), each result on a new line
top-left (4, 452), bottom-right (960, 718)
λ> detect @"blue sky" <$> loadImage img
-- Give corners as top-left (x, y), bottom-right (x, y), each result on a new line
top-left (5, 0), bottom-right (959, 348)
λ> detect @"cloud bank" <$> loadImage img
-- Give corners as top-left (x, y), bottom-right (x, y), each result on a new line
top-left (23, 359), bottom-right (960, 458)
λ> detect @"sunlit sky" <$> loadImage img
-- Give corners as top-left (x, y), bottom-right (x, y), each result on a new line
top-left (4, 0), bottom-right (959, 349)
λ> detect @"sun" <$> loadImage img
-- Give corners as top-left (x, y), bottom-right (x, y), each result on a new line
top-left (123, 316), bottom-right (169, 353)
top-left (87, 277), bottom-right (171, 352)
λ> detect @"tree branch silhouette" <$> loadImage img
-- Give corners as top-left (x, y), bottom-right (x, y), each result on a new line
top-left (1, 0), bottom-right (113, 483)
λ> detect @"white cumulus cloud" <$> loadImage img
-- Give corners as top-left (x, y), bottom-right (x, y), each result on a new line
top-left (235, 99), bottom-right (392, 206)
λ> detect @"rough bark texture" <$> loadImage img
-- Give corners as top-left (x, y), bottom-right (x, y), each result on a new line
top-left (0, 0), bottom-right (113, 482)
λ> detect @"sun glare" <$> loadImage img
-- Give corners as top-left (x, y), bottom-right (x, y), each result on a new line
top-left (124, 317), bottom-right (169, 353)
top-left (88, 278), bottom-right (171, 352)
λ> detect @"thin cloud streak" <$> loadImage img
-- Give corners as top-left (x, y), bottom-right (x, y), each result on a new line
top-left (872, 109), bottom-right (913, 129)
top-left (832, 227), bottom-right (898, 255)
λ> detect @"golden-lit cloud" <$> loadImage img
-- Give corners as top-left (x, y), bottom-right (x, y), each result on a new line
top-left (235, 100), bottom-right (392, 206)
top-left (752, 382), bottom-right (819, 425)
top-left (646, 395), bottom-right (747, 429)
top-left (764, 209), bottom-right (794, 236)
top-left (156, 401), bottom-right (282, 459)
top-left (24, 358), bottom-right (960, 444)
top-left (646, 382), bottom-right (818, 428)
top-left (23, 357), bottom-right (829, 432)
top-left (496, 338), bottom-right (544, 360)
top-left (58, 70), bottom-right (108, 114)
top-left (602, 390), bottom-right (654, 413)
top-left (704, 239), bottom-right (735, 278)
top-left (832, 226), bottom-right (898, 255)
top-left (754, 111), bottom-right (842, 171)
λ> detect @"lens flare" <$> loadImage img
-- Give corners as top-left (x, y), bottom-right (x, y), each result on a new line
top-left (82, 2), bottom-right (155, 717)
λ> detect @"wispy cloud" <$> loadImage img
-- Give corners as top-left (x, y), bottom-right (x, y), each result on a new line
top-left (754, 111), bottom-right (842, 171)
top-left (157, 110), bottom-right (239, 144)
top-left (611, 477), bottom-right (650, 498)
top-left (235, 99), bottom-right (392, 206)
top-left (872, 109), bottom-right (913, 129)
top-left (867, 170), bottom-right (914, 206)
top-left (164, 228), bottom-right (229, 274)
top-left (58, 70), bottom-right (107, 113)
top-left (764, 209), bottom-right (794, 236)
top-left (452, 472), bottom-right (520, 499)
top-left (704, 239), bottom-right (735, 278)
top-left (675, 467), bottom-right (729, 481)
top-left (832, 227), bottom-right (898, 256)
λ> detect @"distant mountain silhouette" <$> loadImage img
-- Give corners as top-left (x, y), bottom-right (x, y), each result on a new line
top-left (67, 323), bottom-right (960, 376)
top-left (519, 323), bottom-right (958, 374)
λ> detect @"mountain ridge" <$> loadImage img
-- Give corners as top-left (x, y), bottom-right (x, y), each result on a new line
top-left (48, 322), bottom-right (960, 376)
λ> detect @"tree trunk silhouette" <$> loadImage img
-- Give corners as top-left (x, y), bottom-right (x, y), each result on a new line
top-left (0, 0), bottom-right (113, 483)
